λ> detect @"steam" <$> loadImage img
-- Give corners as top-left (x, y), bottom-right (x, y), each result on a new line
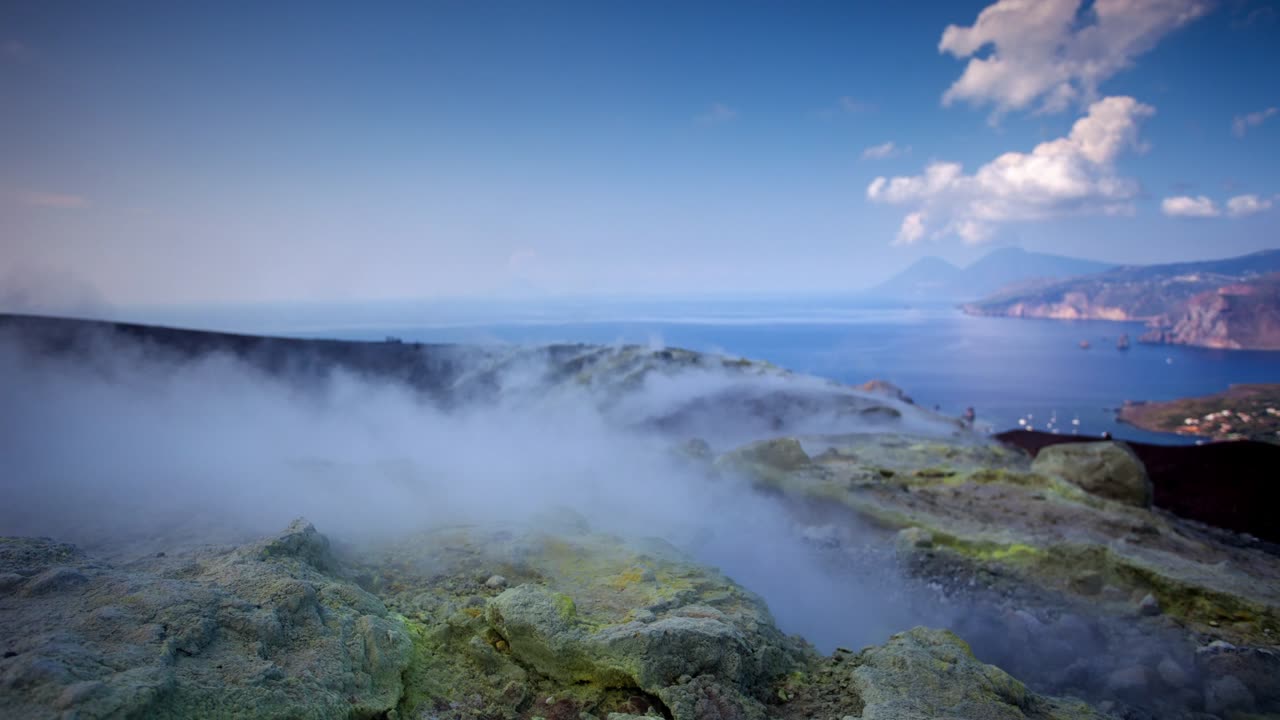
top-left (0, 325), bottom-right (941, 649)
top-left (0, 322), bottom-right (1210, 714)
top-left (0, 265), bottom-right (111, 319)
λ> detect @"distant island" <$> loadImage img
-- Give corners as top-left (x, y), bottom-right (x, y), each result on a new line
top-left (869, 246), bottom-right (1115, 301)
top-left (960, 249), bottom-right (1280, 351)
top-left (1119, 384), bottom-right (1280, 444)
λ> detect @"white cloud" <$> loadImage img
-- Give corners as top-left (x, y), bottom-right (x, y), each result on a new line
top-left (862, 141), bottom-right (909, 160)
top-left (1161, 195), bottom-right (1220, 217)
top-left (939, 0), bottom-right (1211, 115)
top-left (896, 212), bottom-right (928, 245)
top-left (1226, 194), bottom-right (1276, 217)
top-left (696, 103), bottom-right (738, 125)
top-left (1232, 107), bottom-right (1278, 137)
top-left (1159, 193), bottom-right (1277, 218)
top-left (867, 96), bottom-right (1154, 244)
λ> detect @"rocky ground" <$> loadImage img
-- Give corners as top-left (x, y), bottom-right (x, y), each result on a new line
top-left (3, 315), bottom-right (1279, 719)
top-left (714, 434), bottom-right (1280, 719)
top-left (2, 516), bottom-right (1112, 720)
top-left (5, 434), bottom-right (1279, 719)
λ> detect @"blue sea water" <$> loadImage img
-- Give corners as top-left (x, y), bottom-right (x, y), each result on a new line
top-left (270, 301), bottom-right (1280, 445)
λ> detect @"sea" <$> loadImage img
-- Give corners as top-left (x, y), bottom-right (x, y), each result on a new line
top-left (141, 297), bottom-right (1280, 444)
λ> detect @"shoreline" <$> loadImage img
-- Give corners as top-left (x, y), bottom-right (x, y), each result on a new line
top-left (1116, 384), bottom-right (1280, 444)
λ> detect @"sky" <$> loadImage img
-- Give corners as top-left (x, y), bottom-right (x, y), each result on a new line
top-left (1, 0), bottom-right (1279, 309)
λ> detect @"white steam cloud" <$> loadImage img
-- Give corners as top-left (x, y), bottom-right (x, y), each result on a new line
top-left (0, 326), bottom-right (954, 649)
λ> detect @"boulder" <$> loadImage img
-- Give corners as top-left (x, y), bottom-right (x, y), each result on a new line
top-left (715, 437), bottom-right (815, 490)
top-left (365, 526), bottom-right (803, 720)
top-left (487, 582), bottom-right (786, 699)
top-left (1031, 441), bottom-right (1152, 507)
top-left (848, 627), bottom-right (1106, 720)
top-left (1205, 675), bottom-right (1255, 715)
top-left (657, 675), bottom-right (771, 720)
top-left (719, 437), bottom-right (811, 474)
top-left (1195, 641), bottom-right (1280, 706)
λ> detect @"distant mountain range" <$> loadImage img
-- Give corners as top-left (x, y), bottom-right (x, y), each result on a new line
top-left (869, 247), bottom-right (1115, 301)
top-left (962, 249), bottom-right (1280, 351)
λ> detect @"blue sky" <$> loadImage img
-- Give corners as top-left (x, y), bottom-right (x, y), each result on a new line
top-left (1, 0), bottom-right (1278, 308)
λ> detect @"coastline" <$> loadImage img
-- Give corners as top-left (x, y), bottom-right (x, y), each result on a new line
top-left (1116, 384), bottom-right (1280, 444)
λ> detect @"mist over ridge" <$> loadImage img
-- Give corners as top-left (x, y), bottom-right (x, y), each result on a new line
top-left (0, 314), bottom-right (967, 650)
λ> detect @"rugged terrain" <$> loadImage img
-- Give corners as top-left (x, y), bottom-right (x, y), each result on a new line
top-left (2, 315), bottom-right (1279, 719)
top-left (962, 250), bottom-right (1280, 351)
top-left (1, 517), bottom-right (1117, 720)
top-left (714, 435), bottom-right (1280, 718)
top-left (1140, 275), bottom-right (1280, 350)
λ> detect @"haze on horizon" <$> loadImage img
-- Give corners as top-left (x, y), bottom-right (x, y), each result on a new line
top-left (2, 0), bottom-right (1278, 313)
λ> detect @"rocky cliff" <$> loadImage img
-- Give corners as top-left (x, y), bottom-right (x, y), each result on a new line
top-left (1141, 274), bottom-right (1280, 350)
top-left (962, 272), bottom-right (1242, 323)
top-left (962, 250), bottom-right (1280, 350)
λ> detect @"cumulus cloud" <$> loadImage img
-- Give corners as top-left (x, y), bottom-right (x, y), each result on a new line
top-left (1233, 107), bottom-right (1278, 137)
top-left (1160, 193), bottom-right (1277, 218)
top-left (867, 96), bottom-right (1154, 245)
top-left (897, 212), bottom-right (927, 244)
top-left (862, 141), bottom-right (909, 160)
top-left (696, 102), bottom-right (738, 125)
top-left (940, 0), bottom-right (1211, 116)
top-left (1161, 195), bottom-right (1220, 217)
top-left (1226, 193), bottom-right (1276, 217)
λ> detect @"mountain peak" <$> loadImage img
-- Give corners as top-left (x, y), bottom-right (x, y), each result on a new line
top-left (870, 247), bottom-right (1112, 301)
